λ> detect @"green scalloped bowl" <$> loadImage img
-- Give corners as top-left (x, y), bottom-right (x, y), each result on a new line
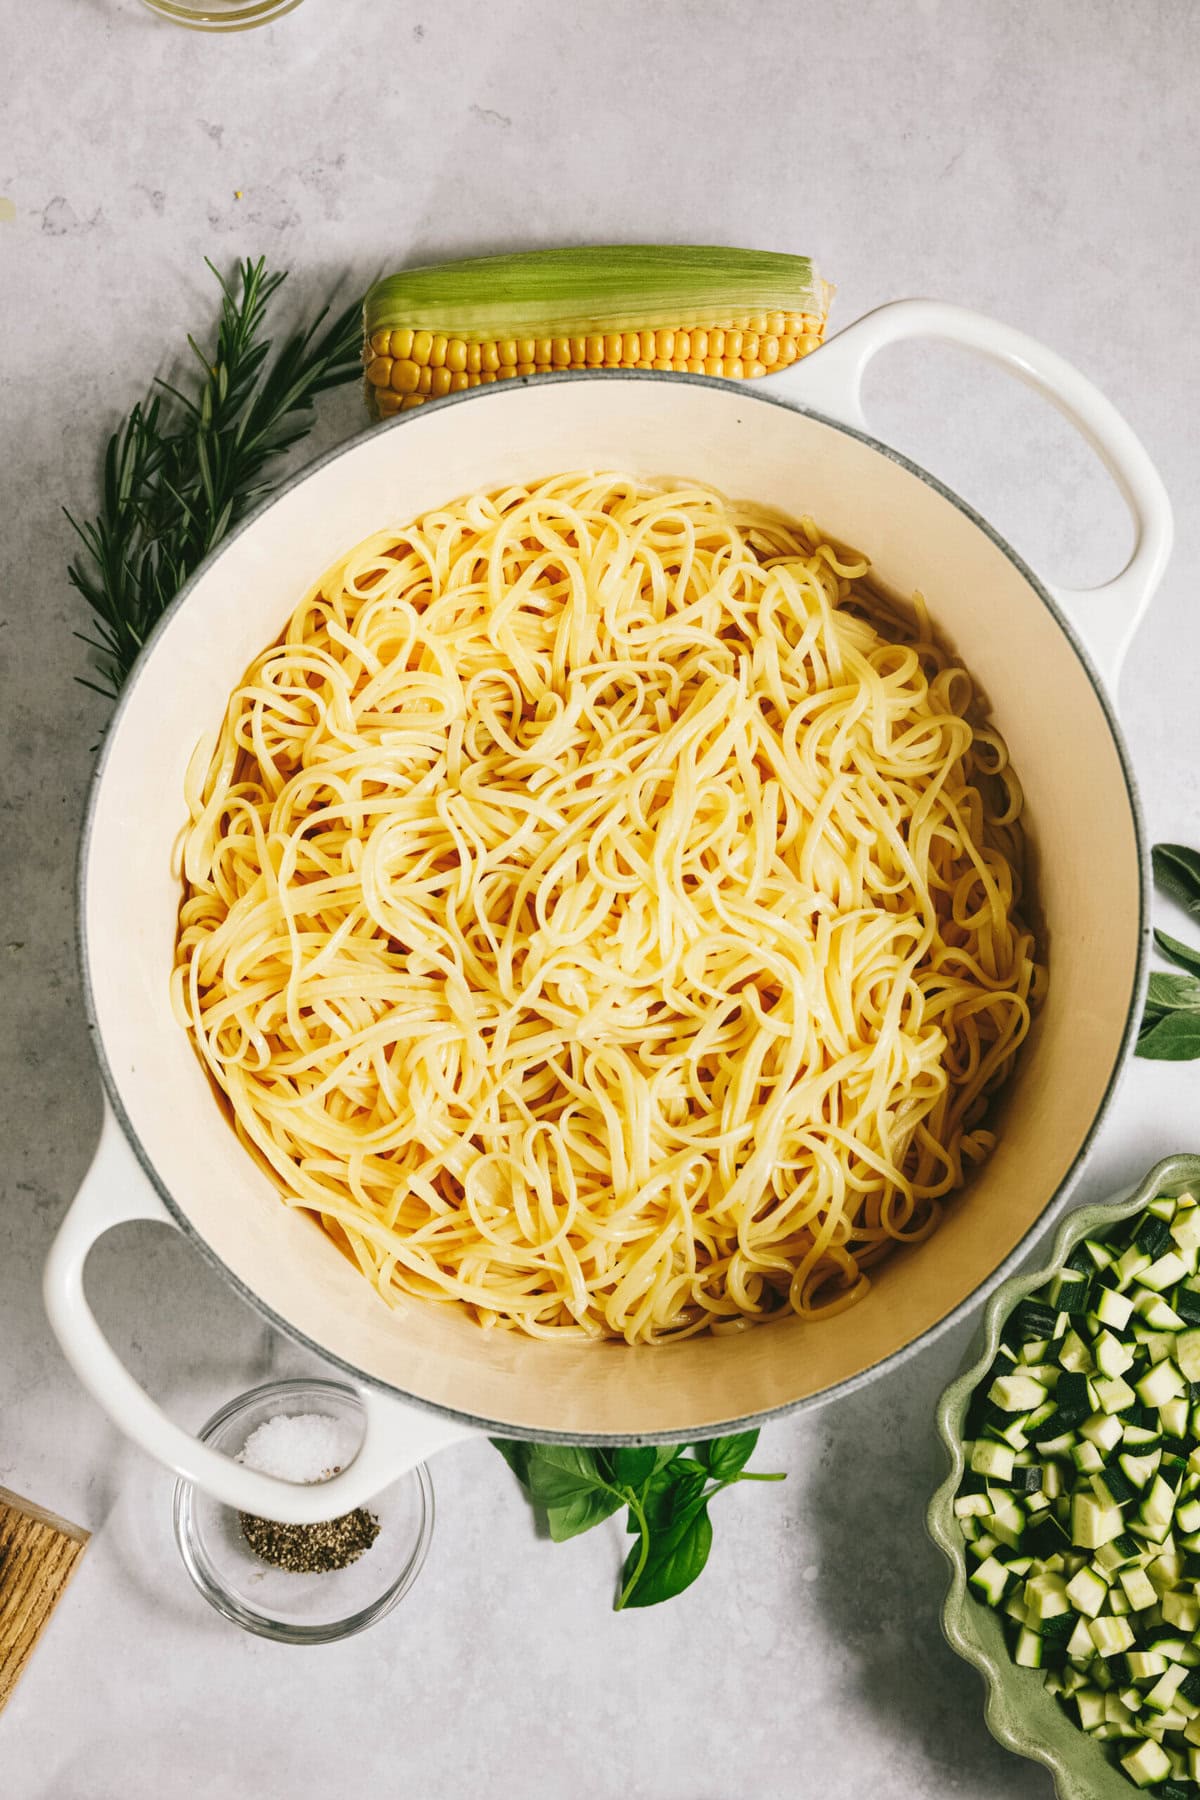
top-left (928, 1151), bottom-right (1200, 1800)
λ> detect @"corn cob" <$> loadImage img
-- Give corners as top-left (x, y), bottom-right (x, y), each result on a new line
top-left (362, 246), bottom-right (832, 417)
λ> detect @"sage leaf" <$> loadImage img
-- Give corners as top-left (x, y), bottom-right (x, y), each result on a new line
top-left (1146, 971), bottom-right (1200, 1014)
top-left (1137, 1009), bottom-right (1200, 1061)
top-left (1153, 844), bottom-right (1200, 919)
top-left (1155, 928), bottom-right (1200, 980)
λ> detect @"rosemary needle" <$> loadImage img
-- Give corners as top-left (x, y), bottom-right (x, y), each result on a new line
top-left (66, 257), bottom-right (364, 700)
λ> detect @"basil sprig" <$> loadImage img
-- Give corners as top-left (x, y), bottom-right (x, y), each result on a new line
top-left (492, 1430), bottom-right (785, 1610)
top-left (1137, 845), bottom-right (1200, 1059)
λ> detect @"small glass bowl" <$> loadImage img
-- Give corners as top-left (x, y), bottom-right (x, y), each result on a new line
top-left (140, 0), bottom-right (304, 31)
top-left (173, 1378), bottom-right (433, 1643)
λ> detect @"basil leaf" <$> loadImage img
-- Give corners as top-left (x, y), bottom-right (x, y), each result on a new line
top-left (546, 1485), bottom-right (623, 1542)
top-left (694, 1430), bottom-right (760, 1480)
top-left (519, 1444), bottom-right (611, 1508)
top-left (1136, 1009), bottom-right (1200, 1061)
top-left (1153, 844), bottom-right (1200, 919)
top-left (1156, 928), bottom-right (1200, 980)
top-left (621, 1498), bottom-right (714, 1609)
top-left (490, 1438), bottom-right (532, 1487)
top-left (1145, 971), bottom-right (1200, 1018)
top-left (639, 1458), bottom-right (708, 1533)
top-left (609, 1446), bottom-right (658, 1487)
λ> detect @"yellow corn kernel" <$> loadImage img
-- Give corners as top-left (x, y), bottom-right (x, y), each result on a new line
top-left (674, 331), bottom-right (690, 360)
top-left (742, 334), bottom-right (759, 363)
top-left (411, 330), bottom-right (433, 365)
top-left (482, 343), bottom-right (501, 372)
top-left (602, 333), bottom-right (621, 364)
top-left (451, 370), bottom-right (470, 391)
top-left (366, 357), bottom-right (393, 388)
top-left (570, 335), bottom-right (587, 363)
top-left (376, 390), bottom-right (402, 416)
top-left (416, 365), bottom-right (433, 394)
top-left (690, 329), bottom-right (708, 360)
top-left (445, 340), bottom-right (468, 373)
top-left (496, 339), bottom-right (517, 368)
top-left (429, 334), bottom-right (448, 368)
top-left (430, 366), bottom-right (453, 397)
top-left (779, 338), bottom-right (798, 364)
top-left (622, 332), bottom-right (640, 363)
top-left (726, 359), bottom-right (744, 380)
top-left (656, 330), bottom-right (675, 360)
top-left (479, 369), bottom-right (497, 384)
top-left (390, 359), bottom-right (422, 393)
top-left (747, 362), bottom-right (766, 379)
top-left (687, 359), bottom-right (705, 374)
top-left (703, 357), bottom-right (723, 377)
top-left (760, 336), bottom-right (779, 367)
top-left (369, 329), bottom-right (392, 356)
top-left (400, 394), bottom-right (425, 411)
top-left (389, 327), bottom-right (414, 359)
top-left (767, 312), bottom-right (786, 336)
top-left (652, 358), bottom-right (673, 372)
top-left (516, 362), bottom-right (535, 376)
top-left (724, 330), bottom-right (743, 358)
top-left (497, 365), bottom-right (517, 380)
top-left (552, 337), bottom-right (571, 367)
top-left (465, 342), bottom-right (481, 372)
top-left (585, 335), bottom-right (605, 365)
top-left (798, 332), bottom-right (820, 355)
top-left (640, 330), bottom-right (657, 359)
top-left (535, 337), bottom-right (554, 366)
top-left (516, 337), bottom-right (536, 365)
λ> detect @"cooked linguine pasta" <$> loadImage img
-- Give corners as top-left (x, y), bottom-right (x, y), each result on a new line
top-left (172, 472), bottom-right (1041, 1343)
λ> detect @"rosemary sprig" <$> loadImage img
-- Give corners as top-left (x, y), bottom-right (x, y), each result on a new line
top-left (67, 257), bottom-right (364, 698)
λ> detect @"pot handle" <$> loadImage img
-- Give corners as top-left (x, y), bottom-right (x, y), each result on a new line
top-left (780, 299), bottom-right (1173, 690)
top-left (44, 1106), bottom-right (476, 1523)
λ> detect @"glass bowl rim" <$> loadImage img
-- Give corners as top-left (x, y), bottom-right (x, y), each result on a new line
top-left (172, 1376), bottom-right (434, 1644)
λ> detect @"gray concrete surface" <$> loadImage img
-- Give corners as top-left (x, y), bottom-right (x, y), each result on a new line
top-left (2, 2), bottom-right (1199, 1796)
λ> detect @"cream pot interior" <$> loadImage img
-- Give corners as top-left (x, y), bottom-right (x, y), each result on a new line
top-left (81, 370), bottom-right (1144, 1439)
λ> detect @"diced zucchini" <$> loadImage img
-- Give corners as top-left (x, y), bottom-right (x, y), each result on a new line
top-left (1164, 1589), bottom-right (1200, 1631)
top-left (1065, 1566), bottom-right (1109, 1618)
top-left (955, 1491), bottom-right (992, 1519)
top-left (1121, 1737), bottom-right (1171, 1786)
top-left (1089, 1615), bottom-right (1136, 1655)
top-left (989, 1373), bottom-right (1047, 1412)
top-left (1074, 1686), bottom-right (1106, 1730)
top-left (1162, 1396), bottom-right (1192, 1441)
top-left (970, 1440), bottom-right (1015, 1480)
top-left (1058, 1329), bottom-right (1093, 1372)
top-left (1120, 1450), bottom-right (1163, 1490)
top-left (1143, 1252), bottom-right (1190, 1293)
top-left (968, 1555), bottom-right (1012, 1606)
top-left (1078, 1412), bottom-right (1124, 1454)
top-left (1128, 1649), bottom-right (1170, 1679)
top-left (1179, 1496), bottom-right (1200, 1534)
top-left (1115, 1247), bottom-right (1153, 1291)
top-left (1093, 1330), bottom-right (1136, 1379)
top-left (1144, 1663), bottom-right (1189, 1712)
top-left (1095, 1374), bottom-right (1137, 1415)
top-left (1096, 1287), bottom-right (1135, 1331)
top-left (1137, 1361), bottom-right (1187, 1409)
top-left (1118, 1566), bottom-right (1159, 1611)
top-left (1173, 1212), bottom-right (1200, 1252)
top-left (1071, 1441), bottom-right (1104, 1475)
top-left (1142, 1474), bottom-right (1178, 1532)
top-left (1013, 1625), bottom-right (1042, 1667)
top-left (1072, 1493), bottom-right (1126, 1550)
top-left (1179, 1329), bottom-right (1200, 1383)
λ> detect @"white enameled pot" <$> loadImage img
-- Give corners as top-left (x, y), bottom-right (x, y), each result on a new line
top-left (45, 301), bottom-right (1172, 1522)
